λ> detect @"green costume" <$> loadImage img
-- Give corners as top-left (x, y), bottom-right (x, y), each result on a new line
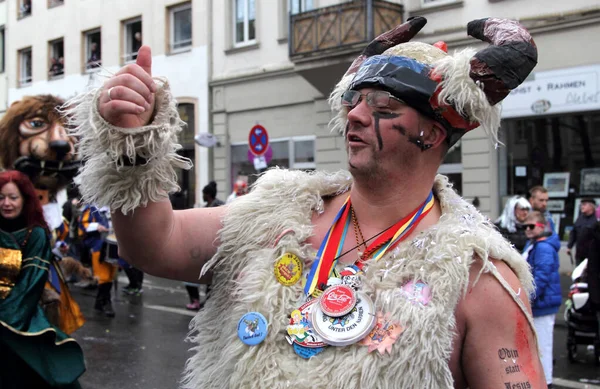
top-left (0, 226), bottom-right (85, 388)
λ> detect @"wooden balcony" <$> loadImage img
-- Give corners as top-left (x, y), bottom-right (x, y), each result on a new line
top-left (289, 0), bottom-right (404, 61)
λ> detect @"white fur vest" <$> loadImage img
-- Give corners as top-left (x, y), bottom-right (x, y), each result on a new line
top-left (183, 169), bottom-right (533, 389)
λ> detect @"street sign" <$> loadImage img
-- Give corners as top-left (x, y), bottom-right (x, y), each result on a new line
top-left (248, 146), bottom-right (272, 171)
top-left (248, 124), bottom-right (269, 157)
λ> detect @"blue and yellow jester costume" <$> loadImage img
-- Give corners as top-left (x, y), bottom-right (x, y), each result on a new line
top-left (78, 205), bottom-right (117, 317)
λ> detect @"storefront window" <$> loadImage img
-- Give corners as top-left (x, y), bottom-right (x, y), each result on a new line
top-left (231, 137), bottom-right (315, 189)
top-left (500, 112), bottom-right (600, 239)
top-left (438, 141), bottom-right (462, 194)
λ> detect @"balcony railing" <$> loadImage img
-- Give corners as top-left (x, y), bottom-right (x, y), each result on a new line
top-left (289, 0), bottom-right (404, 60)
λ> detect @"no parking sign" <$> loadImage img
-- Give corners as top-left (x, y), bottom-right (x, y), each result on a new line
top-left (248, 124), bottom-right (269, 157)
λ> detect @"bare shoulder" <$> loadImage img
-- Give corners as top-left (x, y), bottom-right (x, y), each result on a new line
top-left (453, 257), bottom-right (546, 389)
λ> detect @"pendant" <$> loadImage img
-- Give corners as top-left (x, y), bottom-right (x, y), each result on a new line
top-left (287, 298), bottom-right (328, 357)
top-left (319, 284), bottom-right (357, 317)
top-left (310, 291), bottom-right (376, 347)
top-left (359, 311), bottom-right (404, 355)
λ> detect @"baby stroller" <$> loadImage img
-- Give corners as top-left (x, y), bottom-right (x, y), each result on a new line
top-left (564, 259), bottom-right (600, 365)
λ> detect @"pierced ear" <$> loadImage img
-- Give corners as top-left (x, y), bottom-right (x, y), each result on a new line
top-left (425, 123), bottom-right (447, 150)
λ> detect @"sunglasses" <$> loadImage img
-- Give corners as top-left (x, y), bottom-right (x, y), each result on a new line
top-left (341, 90), bottom-right (405, 109)
top-left (524, 223), bottom-right (545, 230)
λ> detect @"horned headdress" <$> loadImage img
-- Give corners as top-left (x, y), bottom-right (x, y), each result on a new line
top-left (330, 17), bottom-right (538, 147)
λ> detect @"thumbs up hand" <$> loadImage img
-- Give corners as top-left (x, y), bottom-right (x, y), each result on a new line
top-left (98, 45), bottom-right (157, 128)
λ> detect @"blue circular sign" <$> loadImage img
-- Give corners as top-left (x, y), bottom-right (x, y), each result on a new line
top-left (237, 312), bottom-right (268, 346)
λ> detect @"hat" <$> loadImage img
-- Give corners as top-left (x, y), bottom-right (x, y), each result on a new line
top-left (329, 17), bottom-right (538, 147)
top-left (580, 198), bottom-right (596, 205)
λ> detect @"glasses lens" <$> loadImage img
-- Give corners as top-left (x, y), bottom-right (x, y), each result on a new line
top-left (525, 224), bottom-right (535, 230)
top-left (341, 90), bottom-right (360, 107)
top-left (367, 91), bottom-right (391, 108)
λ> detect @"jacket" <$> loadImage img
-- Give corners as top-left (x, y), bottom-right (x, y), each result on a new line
top-left (526, 233), bottom-right (562, 316)
top-left (495, 222), bottom-right (529, 253)
top-left (568, 212), bottom-right (597, 260)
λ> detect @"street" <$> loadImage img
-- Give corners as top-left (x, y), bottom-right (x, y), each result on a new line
top-left (69, 274), bottom-right (600, 389)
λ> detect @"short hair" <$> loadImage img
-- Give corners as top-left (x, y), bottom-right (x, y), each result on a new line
top-left (528, 185), bottom-right (547, 199)
top-left (525, 210), bottom-right (546, 225)
top-left (202, 181), bottom-right (217, 198)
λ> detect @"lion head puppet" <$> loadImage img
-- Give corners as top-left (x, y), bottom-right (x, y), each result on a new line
top-left (0, 95), bottom-right (80, 197)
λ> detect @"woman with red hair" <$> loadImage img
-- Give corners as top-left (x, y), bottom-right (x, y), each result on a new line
top-left (0, 170), bottom-right (85, 388)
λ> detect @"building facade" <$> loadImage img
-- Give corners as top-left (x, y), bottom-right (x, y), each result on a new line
top-left (5, 0), bottom-right (210, 208)
top-left (210, 0), bottom-right (600, 233)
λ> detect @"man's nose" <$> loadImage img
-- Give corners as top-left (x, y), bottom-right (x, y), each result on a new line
top-left (346, 100), bottom-right (372, 128)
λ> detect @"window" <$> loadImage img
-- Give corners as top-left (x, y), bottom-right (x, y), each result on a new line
top-left (84, 29), bottom-right (101, 72)
top-left (48, 0), bottom-right (64, 8)
top-left (439, 142), bottom-right (462, 194)
top-left (421, 0), bottom-right (457, 7)
top-left (231, 136), bottom-right (315, 187)
top-left (18, 0), bottom-right (31, 19)
top-left (170, 3), bottom-right (192, 53)
top-left (122, 17), bottom-right (142, 64)
top-left (233, 0), bottom-right (255, 46)
top-left (290, 0), bottom-right (313, 14)
top-left (175, 102), bottom-right (196, 209)
top-left (0, 27), bottom-right (5, 73)
top-left (48, 38), bottom-right (64, 79)
top-left (18, 47), bottom-right (32, 87)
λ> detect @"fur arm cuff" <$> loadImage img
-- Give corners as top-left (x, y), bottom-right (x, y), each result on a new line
top-left (66, 78), bottom-right (192, 214)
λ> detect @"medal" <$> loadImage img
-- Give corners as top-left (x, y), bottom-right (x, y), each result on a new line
top-left (310, 291), bottom-right (376, 346)
top-left (359, 312), bottom-right (404, 355)
top-left (286, 299), bottom-right (327, 348)
top-left (319, 284), bottom-right (357, 317)
top-left (237, 312), bottom-right (268, 346)
top-left (274, 252), bottom-right (303, 286)
top-left (287, 299), bottom-right (328, 358)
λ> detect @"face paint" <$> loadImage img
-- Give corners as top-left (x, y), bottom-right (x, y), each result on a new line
top-left (372, 112), bottom-right (400, 151)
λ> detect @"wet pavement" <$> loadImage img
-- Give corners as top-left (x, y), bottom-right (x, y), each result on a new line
top-left (67, 273), bottom-right (599, 389)
top-left (71, 275), bottom-right (194, 389)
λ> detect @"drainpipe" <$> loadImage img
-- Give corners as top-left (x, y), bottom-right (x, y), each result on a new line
top-left (366, 0), bottom-right (374, 40)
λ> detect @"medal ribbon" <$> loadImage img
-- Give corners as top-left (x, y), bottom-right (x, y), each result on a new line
top-left (305, 191), bottom-right (435, 296)
top-left (304, 197), bottom-right (352, 296)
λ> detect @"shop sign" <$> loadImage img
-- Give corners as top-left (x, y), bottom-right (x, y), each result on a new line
top-left (502, 65), bottom-right (600, 119)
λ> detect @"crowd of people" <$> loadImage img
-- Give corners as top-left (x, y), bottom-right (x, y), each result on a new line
top-left (495, 186), bottom-right (600, 387)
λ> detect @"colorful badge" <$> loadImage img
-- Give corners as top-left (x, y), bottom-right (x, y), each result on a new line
top-left (311, 292), bottom-right (377, 347)
top-left (237, 312), bottom-right (268, 346)
top-left (319, 284), bottom-right (357, 318)
top-left (399, 280), bottom-right (432, 306)
top-left (292, 343), bottom-right (326, 359)
top-left (360, 312), bottom-right (404, 355)
top-left (286, 299), bottom-right (327, 349)
top-left (274, 253), bottom-right (303, 286)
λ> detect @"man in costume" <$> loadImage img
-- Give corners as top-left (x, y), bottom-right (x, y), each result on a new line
top-left (69, 17), bottom-right (545, 388)
top-left (0, 95), bottom-right (85, 334)
top-left (77, 204), bottom-right (116, 317)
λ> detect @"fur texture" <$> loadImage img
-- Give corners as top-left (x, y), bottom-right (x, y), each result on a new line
top-left (64, 79), bottom-right (192, 214)
top-left (433, 49), bottom-right (502, 147)
top-left (328, 46), bottom-right (502, 149)
top-left (183, 169), bottom-right (533, 389)
top-left (0, 95), bottom-right (66, 169)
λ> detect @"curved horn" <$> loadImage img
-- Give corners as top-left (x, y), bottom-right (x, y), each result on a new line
top-left (345, 16), bottom-right (428, 76)
top-left (467, 18), bottom-right (538, 105)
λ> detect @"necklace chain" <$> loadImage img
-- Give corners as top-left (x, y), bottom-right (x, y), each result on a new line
top-left (350, 205), bottom-right (389, 261)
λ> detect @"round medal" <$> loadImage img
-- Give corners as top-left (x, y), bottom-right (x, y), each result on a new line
top-left (311, 291), bottom-right (376, 347)
top-left (286, 299), bottom-right (327, 349)
top-left (237, 312), bottom-right (268, 346)
top-left (319, 284), bottom-right (357, 317)
top-left (274, 253), bottom-right (303, 286)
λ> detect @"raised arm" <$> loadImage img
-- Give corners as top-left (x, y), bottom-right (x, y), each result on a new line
top-left (71, 46), bottom-right (223, 282)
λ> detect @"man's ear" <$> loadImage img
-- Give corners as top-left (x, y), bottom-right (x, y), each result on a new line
top-left (424, 122), bottom-right (447, 150)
